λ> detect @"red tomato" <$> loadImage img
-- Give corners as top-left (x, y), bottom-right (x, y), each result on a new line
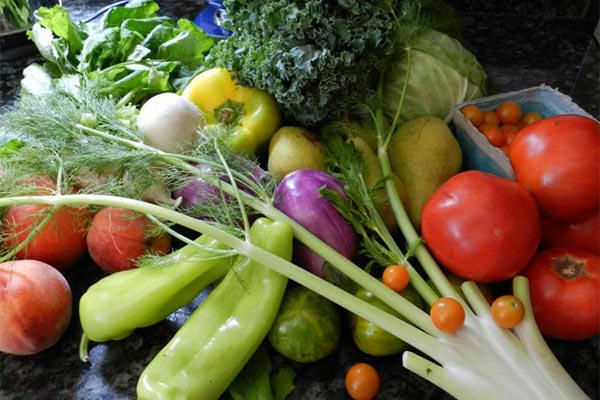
top-left (521, 248), bottom-right (599, 340)
top-left (509, 114), bottom-right (600, 223)
top-left (421, 170), bottom-right (541, 282)
top-left (540, 209), bottom-right (600, 254)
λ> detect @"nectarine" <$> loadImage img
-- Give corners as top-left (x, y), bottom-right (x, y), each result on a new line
top-left (2, 177), bottom-right (90, 270)
top-left (0, 260), bottom-right (73, 355)
top-left (86, 206), bottom-right (172, 274)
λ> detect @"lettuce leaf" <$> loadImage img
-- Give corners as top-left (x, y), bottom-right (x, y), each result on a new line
top-left (24, 0), bottom-right (214, 103)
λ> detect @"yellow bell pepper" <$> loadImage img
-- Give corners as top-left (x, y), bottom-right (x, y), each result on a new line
top-left (181, 68), bottom-right (282, 155)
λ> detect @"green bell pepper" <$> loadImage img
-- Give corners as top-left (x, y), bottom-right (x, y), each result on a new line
top-left (137, 217), bottom-right (293, 400)
top-left (79, 234), bottom-right (233, 342)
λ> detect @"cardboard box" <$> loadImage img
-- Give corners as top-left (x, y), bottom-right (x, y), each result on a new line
top-left (453, 85), bottom-right (593, 180)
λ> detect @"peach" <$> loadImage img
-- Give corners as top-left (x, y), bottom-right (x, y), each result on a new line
top-left (0, 259), bottom-right (73, 355)
top-left (86, 206), bottom-right (172, 274)
top-left (2, 177), bottom-right (91, 271)
top-left (3, 204), bottom-right (91, 270)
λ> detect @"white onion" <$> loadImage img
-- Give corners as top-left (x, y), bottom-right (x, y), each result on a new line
top-left (137, 92), bottom-right (203, 153)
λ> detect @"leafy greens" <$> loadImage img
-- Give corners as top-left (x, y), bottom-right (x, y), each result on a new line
top-left (204, 0), bottom-right (470, 128)
top-left (382, 27), bottom-right (487, 124)
top-left (25, 0), bottom-right (214, 104)
top-left (204, 0), bottom-right (398, 127)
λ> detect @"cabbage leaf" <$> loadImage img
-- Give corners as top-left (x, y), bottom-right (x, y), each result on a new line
top-left (382, 28), bottom-right (487, 124)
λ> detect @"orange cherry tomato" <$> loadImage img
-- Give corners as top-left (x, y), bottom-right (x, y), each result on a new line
top-left (482, 110), bottom-right (499, 125)
top-left (500, 123), bottom-right (519, 135)
top-left (382, 264), bottom-right (410, 292)
top-left (490, 295), bottom-right (525, 329)
top-left (461, 104), bottom-right (485, 127)
top-left (503, 129), bottom-right (519, 147)
top-left (430, 297), bottom-right (465, 333)
top-left (496, 101), bottom-right (522, 125)
top-left (521, 111), bottom-right (543, 126)
top-left (480, 124), bottom-right (506, 147)
top-left (345, 362), bottom-right (380, 400)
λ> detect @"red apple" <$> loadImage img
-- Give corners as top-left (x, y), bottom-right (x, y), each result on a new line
top-left (86, 206), bottom-right (172, 274)
top-left (0, 259), bottom-right (73, 355)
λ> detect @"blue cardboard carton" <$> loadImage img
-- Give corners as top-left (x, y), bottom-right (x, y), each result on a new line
top-left (453, 85), bottom-right (594, 180)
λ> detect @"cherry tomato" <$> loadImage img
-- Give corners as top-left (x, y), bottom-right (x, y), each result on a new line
top-left (540, 210), bottom-right (600, 254)
top-left (503, 129), bottom-right (518, 147)
top-left (461, 104), bottom-right (485, 127)
top-left (430, 297), bottom-right (465, 333)
top-left (499, 123), bottom-right (519, 135)
top-left (521, 247), bottom-right (599, 340)
top-left (480, 124), bottom-right (505, 147)
top-left (521, 111), bottom-right (543, 126)
top-left (483, 110), bottom-right (499, 125)
top-left (509, 114), bottom-right (600, 222)
top-left (345, 362), bottom-right (380, 400)
top-left (496, 101), bottom-right (522, 125)
top-left (421, 170), bottom-right (541, 282)
top-left (490, 295), bottom-right (525, 329)
top-left (382, 265), bottom-right (410, 292)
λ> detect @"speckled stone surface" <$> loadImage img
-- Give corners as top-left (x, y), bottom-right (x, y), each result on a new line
top-left (0, 1), bottom-right (599, 399)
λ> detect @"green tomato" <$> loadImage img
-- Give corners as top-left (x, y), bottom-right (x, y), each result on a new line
top-left (268, 285), bottom-right (342, 363)
top-left (350, 285), bottom-right (424, 356)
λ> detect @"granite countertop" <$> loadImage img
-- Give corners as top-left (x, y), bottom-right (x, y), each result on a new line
top-left (0, 1), bottom-right (599, 399)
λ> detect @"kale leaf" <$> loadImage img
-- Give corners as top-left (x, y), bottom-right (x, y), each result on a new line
top-left (205, 0), bottom-right (399, 127)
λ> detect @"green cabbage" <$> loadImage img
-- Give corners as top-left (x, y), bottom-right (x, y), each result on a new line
top-left (382, 28), bottom-right (487, 124)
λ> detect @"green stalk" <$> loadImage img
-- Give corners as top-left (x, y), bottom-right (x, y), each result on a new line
top-left (512, 276), bottom-right (590, 399)
top-left (0, 194), bottom-right (589, 400)
top-left (0, 193), bottom-right (441, 354)
top-left (75, 123), bottom-right (439, 335)
top-left (378, 144), bottom-right (462, 303)
top-left (70, 123), bottom-right (589, 400)
top-left (0, 208), bottom-right (55, 263)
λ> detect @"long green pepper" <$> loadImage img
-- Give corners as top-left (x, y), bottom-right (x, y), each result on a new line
top-left (137, 217), bottom-right (293, 400)
top-left (79, 234), bottom-right (233, 342)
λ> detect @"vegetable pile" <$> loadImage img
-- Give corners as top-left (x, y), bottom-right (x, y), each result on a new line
top-left (0, 1), bottom-right (598, 400)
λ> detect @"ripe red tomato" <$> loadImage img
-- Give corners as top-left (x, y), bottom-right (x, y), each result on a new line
top-left (421, 170), bottom-right (541, 282)
top-left (521, 247), bottom-right (599, 340)
top-left (508, 114), bottom-right (600, 223)
top-left (540, 209), bottom-right (599, 254)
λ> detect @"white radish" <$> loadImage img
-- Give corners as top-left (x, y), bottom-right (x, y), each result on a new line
top-left (137, 92), bottom-right (204, 154)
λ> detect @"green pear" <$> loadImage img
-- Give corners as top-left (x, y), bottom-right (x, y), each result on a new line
top-left (267, 126), bottom-right (326, 180)
top-left (347, 136), bottom-right (408, 232)
top-left (388, 116), bottom-right (463, 230)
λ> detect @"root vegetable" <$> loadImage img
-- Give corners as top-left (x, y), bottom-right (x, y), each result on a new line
top-left (137, 92), bottom-right (203, 154)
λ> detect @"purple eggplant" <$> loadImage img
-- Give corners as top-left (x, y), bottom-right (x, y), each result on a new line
top-left (173, 156), bottom-right (267, 211)
top-left (274, 169), bottom-right (359, 278)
